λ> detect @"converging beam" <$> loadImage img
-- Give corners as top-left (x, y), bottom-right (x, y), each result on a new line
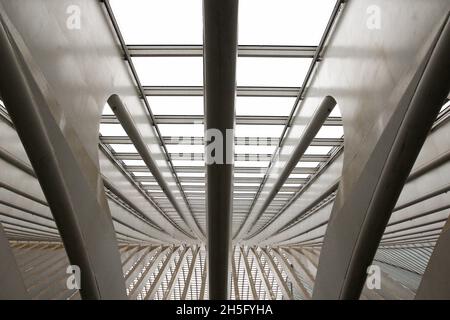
top-left (0, 14), bottom-right (126, 299)
top-left (313, 15), bottom-right (450, 300)
top-left (236, 96), bottom-right (336, 240)
top-left (203, 0), bottom-right (239, 300)
top-left (107, 95), bottom-right (203, 241)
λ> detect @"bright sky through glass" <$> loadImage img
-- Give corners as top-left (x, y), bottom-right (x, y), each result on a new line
top-left (109, 0), bottom-right (202, 44)
top-left (239, 0), bottom-right (336, 45)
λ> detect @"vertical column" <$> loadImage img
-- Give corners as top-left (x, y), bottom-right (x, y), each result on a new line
top-left (203, 0), bottom-right (239, 299)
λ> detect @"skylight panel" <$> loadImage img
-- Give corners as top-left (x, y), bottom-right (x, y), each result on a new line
top-left (235, 145), bottom-right (277, 154)
top-left (133, 57), bottom-right (203, 86)
top-left (99, 124), bottom-right (127, 136)
top-left (109, 0), bottom-right (202, 45)
top-left (296, 161), bottom-right (320, 168)
top-left (122, 159), bottom-right (146, 166)
top-left (148, 96), bottom-right (204, 115)
top-left (235, 183), bottom-right (260, 187)
top-left (176, 172), bottom-right (205, 178)
top-left (235, 161), bottom-right (270, 168)
top-left (158, 124), bottom-right (204, 137)
top-left (110, 144), bottom-right (138, 153)
top-left (234, 173), bottom-right (265, 178)
top-left (133, 172), bottom-right (153, 177)
top-left (237, 57), bottom-right (311, 87)
top-left (239, 0), bottom-right (336, 46)
top-left (236, 97), bottom-right (295, 116)
top-left (236, 125), bottom-right (284, 138)
top-left (315, 126), bottom-right (344, 139)
top-left (102, 103), bottom-right (114, 115)
top-left (330, 105), bottom-right (342, 117)
top-left (166, 144), bottom-right (204, 154)
top-left (172, 160), bottom-right (204, 167)
top-left (141, 181), bottom-right (159, 186)
top-left (304, 146), bottom-right (333, 155)
top-left (289, 173), bottom-right (309, 179)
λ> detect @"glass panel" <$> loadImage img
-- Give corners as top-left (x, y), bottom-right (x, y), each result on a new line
top-left (235, 161), bottom-right (270, 167)
top-left (148, 96), bottom-right (204, 115)
top-left (102, 103), bottom-right (114, 115)
top-left (133, 57), bottom-right (203, 86)
top-left (289, 173), bottom-right (309, 179)
top-left (158, 124), bottom-right (204, 137)
top-left (236, 125), bottom-right (284, 138)
top-left (296, 161), bottom-right (319, 168)
top-left (109, 0), bottom-right (202, 44)
top-left (133, 172), bottom-right (153, 177)
top-left (99, 124), bottom-right (127, 136)
top-left (236, 97), bottom-right (295, 116)
top-left (234, 173), bottom-right (265, 178)
top-left (122, 159), bottom-right (146, 166)
top-left (330, 105), bottom-right (342, 117)
top-left (235, 145), bottom-right (277, 154)
top-left (239, 0), bottom-right (336, 46)
top-left (315, 126), bottom-right (344, 139)
top-left (172, 160), bottom-right (204, 167)
top-left (110, 144), bottom-right (138, 153)
top-left (176, 172), bottom-right (205, 177)
top-left (166, 144), bottom-right (204, 154)
top-left (304, 146), bottom-right (333, 155)
top-left (237, 57), bottom-right (311, 87)
top-left (235, 183), bottom-right (260, 187)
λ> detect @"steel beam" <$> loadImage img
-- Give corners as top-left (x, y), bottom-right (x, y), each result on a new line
top-left (127, 45), bottom-right (316, 58)
top-left (239, 246), bottom-right (259, 300)
top-left (203, 0), bottom-right (238, 300)
top-left (128, 246), bottom-right (170, 300)
top-left (260, 248), bottom-right (293, 300)
top-left (163, 246), bottom-right (189, 300)
top-left (144, 247), bottom-right (180, 300)
top-left (249, 247), bottom-right (276, 300)
top-left (271, 248), bottom-right (310, 299)
top-left (107, 95), bottom-right (203, 240)
top-left (0, 16), bottom-right (126, 299)
top-left (236, 96), bottom-right (336, 239)
top-left (144, 86), bottom-right (299, 97)
top-left (231, 247), bottom-right (241, 300)
top-left (313, 15), bottom-right (450, 300)
top-left (181, 246), bottom-right (200, 299)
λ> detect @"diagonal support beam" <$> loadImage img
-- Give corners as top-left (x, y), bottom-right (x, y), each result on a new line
top-left (249, 247), bottom-right (276, 300)
top-left (203, 0), bottom-right (238, 300)
top-left (261, 248), bottom-right (293, 300)
top-left (107, 95), bottom-right (203, 241)
top-left (271, 248), bottom-right (310, 299)
top-left (231, 247), bottom-right (241, 300)
top-left (181, 246), bottom-right (200, 300)
top-left (163, 246), bottom-right (190, 300)
top-left (128, 246), bottom-right (170, 300)
top-left (314, 15), bottom-right (450, 299)
top-left (239, 246), bottom-right (259, 300)
top-left (0, 14), bottom-right (126, 299)
top-left (236, 96), bottom-right (336, 240)
top-left (144, 246), bottom-right (180, 300)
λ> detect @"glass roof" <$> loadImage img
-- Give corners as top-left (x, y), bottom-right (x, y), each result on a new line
top-left (133, 57), bottom-right (203, 86)
top-left (239, 0), bottom-right (336, 46)
top-left (237, 57), bottom-right (311, 87)
top-left (103, 0), bottom-right (344, 258)
top-left (109, 0), bottom-right (203, 45)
